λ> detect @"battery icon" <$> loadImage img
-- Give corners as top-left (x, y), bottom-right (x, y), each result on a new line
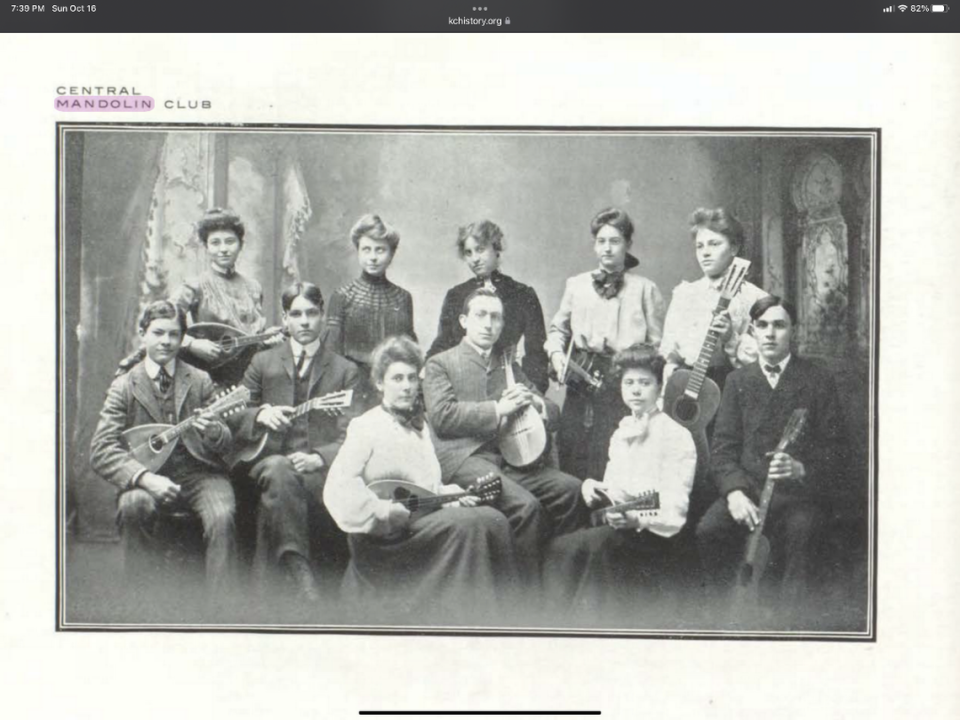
top-left (932, 4), bottom-right (947, 10)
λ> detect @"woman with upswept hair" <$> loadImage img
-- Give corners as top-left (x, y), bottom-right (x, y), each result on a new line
top-left (324, 335), bottom-right (517, 624)
top-left (427, 219), bottom-right (549, 393)
top-left (324, 213), bottom-right (417, 412)
top-left (544, 207), bottom-right (665, 482)
top-left (170, 207), bottom-right (283, 385)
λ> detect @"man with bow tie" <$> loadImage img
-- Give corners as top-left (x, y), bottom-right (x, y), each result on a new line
top-left (234, 281), bottom-right (360, 604)
top-left (424, 287), bottom-right (584, 583)
top-left (695, 296), bottom-right (849, 620)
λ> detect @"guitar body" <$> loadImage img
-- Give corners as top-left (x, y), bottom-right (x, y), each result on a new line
top-left (730, 533), bottom-right (771, 617)
top-left (663, 369), bottom-right (722, 435)
top-left (499, 406), bottom-right (548, 469)
top-left (186, 322), bottom-right (273, 372)
top-left (121, 423), bottom-right (179, 473)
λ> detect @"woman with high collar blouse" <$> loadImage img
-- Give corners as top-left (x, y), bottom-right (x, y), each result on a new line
top-left (544, 207), bottom-right (665, 482)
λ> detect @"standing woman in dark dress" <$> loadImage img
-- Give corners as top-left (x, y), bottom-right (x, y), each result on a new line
top-left (171, 208), bottom-right (283, 387)
top-left (323, 335), bottom-right (518, 625)
top-left (323, 213), bottom-right (416, 412)
top-left (427, 219), bottom-right (550, 393)
top-left (544, 207), bottom-right (665, 482)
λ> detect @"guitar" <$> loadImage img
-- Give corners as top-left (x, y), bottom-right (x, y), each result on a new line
top-left (589, 489), bottom-right (661, 527)
top-left (226, 388), bottom-right (354, 467)
top-left (367, 473), bottom-right (502, 522)
top-left (497, 349), bottom-right (548, 469)
top-left (185, 322), bottom-right (285, 372)
top-left (557, 343), bottom-right (610, 395)
top-left (729, 408), bottom-right (809, 616)
top-left (663, 258), bottom-right (751, 435)
top-left (120, 385), bottom-right (250, 473)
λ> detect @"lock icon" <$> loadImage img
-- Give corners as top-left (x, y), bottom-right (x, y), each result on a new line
top-left (505, 16), bottom-right (510, 24)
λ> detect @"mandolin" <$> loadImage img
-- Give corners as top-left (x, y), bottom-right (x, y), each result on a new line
top-left (368, 473), bottom-right (502, 521)
top-left (186, 322), bottom-right (285, 371)
top-left (589, 489), bottom-right (661, 527)
top-left (729, 408), bottom-right (808, 617)
top-left (663, 258), bottom-right (751, 435)
top-left (557, 343), bottom-right (610, 395)
top-left (497, 349), bottom-right (548, 469)
top-left (225, 388), bottom-right (354, 467)
top-left (120, 385), bottom-right (250, 473)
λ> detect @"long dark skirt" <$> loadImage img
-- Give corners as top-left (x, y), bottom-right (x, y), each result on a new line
top-left (543, 525), bottom-right (678, 626)
top-left (342, 505), bottom-right (519, 626)
top-left (557, 385), bottom-right (628, 482)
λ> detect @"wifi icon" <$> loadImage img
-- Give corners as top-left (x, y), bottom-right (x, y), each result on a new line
top-left (898, 4), bottom-right (908, 9)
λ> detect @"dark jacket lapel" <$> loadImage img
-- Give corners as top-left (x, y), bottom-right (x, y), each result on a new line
top-left (457, 339), bottom-right (491, 373)
top-left (280, 340), bottom-right (296, 381)
top-left (773, 356), bottom-right (808, 401)
top-left (129, 362), bottom-right (165, 424)
top-left (174, 362), bottom-right (194, 420)
top-left (309, 345), bottom-right (333, 395)
top-left (741, 361), bottom-right (770, 396)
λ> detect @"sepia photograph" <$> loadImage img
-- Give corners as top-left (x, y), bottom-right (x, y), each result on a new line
top-left (57, 124), bottom-right (877, 638)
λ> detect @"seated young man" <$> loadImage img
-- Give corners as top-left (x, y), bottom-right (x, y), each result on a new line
top-left (234, 281), bottom-right (359, 603)
top-left (423, 287), bottom-right (584, 583)
top-left (695, 295), bottom-right (849, 621)
top-left (90, 300), bottom-right (237, 601)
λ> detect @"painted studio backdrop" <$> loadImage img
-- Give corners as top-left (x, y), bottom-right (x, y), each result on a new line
top-left (61, 128), bottom-right (874, 544)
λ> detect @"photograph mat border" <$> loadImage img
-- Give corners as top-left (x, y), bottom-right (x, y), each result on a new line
top-left (55, 122), bottom-right (879, 641)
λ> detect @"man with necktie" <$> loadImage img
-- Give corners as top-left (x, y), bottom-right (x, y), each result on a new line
top-left (423, 287), bottom-right (584, 586)
top-left (427, 219), bottom-right (550, 393)
top-left (90, 300), bottom-right (237, 603)
top-left (234, 282), bottom-right (360, 603)
top-left (695, 296), bottom-right (849, 621)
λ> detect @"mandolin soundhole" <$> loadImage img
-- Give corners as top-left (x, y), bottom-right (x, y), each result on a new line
top-left (148, 435), bottom-right (166, 453)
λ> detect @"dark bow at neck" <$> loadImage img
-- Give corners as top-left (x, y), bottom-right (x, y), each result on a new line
top-left (591, 268), bottom-right (625, 299)
top-left (383, 403), bottom-right (425, 431)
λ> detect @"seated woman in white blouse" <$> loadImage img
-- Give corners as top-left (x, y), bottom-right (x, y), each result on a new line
top-left (323, 335), bottom-right (518, 625)
top-left (543, 343), bottom-right (696, 623)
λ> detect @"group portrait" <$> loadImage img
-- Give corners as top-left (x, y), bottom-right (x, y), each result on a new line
top-left (57, 125), bottom-right (876, 638)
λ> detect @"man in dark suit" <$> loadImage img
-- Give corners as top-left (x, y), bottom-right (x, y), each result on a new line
top-left (426, 220), bottom-right (550, 393)
top-left (235, 282), bottom-right (360, 601)
top-left (90, 300), bottom-right (237, 599)
top-left (696, 295), bottom-right (849, 616)
top-left (424, 287), bottom-right (584, 581)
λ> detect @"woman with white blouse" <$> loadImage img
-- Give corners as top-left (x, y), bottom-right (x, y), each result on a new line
top-left (543, 344), bottom-right (696, 621)
top-left (323, 335), bottom-right (518, 624)
top-left (659, 207), bottom-right (769, 522)
top-left (544, 207), bottom-right (665, 482)
top-left (660, 207), bottom-right (769, 392)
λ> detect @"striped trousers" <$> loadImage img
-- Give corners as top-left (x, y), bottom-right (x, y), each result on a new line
top-left (117, 471), bottom-right (237, 598)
